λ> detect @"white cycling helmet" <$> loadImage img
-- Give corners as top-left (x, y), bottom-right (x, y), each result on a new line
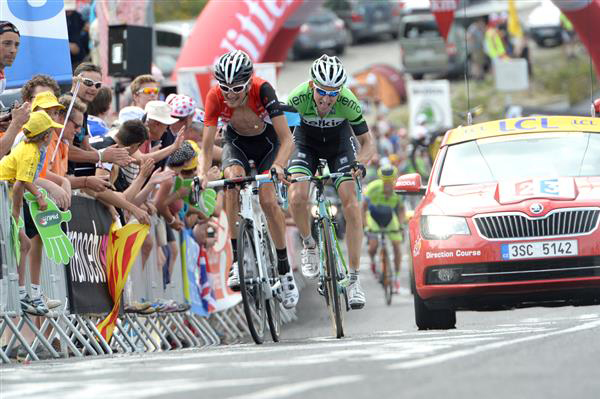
top-left (214, 50), bottom-right (253, 85)
top-left (310, 54), bottom-right (347, 88)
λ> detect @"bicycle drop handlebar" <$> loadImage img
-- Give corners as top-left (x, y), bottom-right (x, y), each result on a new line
top-left (192, 170), bottom-right (287, 208)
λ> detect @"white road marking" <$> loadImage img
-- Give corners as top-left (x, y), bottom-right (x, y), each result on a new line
top-left (388, 319), bottom-right (600, 370)
top-left (227, 375), bottom-right (364, 399)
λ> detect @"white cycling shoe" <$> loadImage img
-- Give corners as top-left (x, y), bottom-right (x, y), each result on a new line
top-left (227, 262), bottom-right (240, 292)
top-left (347, 278), bottom-right (366, 310)
top-left (280, 271), bottom-right (299, 309)
top-left (301, 245), bottom-right (319, 279)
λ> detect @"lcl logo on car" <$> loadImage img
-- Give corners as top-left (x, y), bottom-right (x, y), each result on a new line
top-left (530, 203), bottom-right (544, 214)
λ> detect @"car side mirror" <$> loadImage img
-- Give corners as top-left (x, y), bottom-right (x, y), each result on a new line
top-left (394, 173), bottom-right (426, 195)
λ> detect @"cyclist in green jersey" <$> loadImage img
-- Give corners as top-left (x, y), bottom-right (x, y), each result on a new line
top-left (363, 165), bottom-right (405, 293)
top-left (287, 55), bottom-right (376, 309)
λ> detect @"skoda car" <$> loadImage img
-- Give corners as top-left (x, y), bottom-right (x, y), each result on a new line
top-left (395, 116), bottom-right (600, 330)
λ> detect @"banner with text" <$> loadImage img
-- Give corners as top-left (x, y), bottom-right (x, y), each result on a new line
top-left (65, 196), bottom-right (113, 314)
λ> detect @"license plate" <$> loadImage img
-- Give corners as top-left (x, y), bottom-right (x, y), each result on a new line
top-left (319, 40), bottom-right (336, 49)
top-left (501, 240), bottom-right (578, 260)
top-left (373, 23), bottom-right (388, 32)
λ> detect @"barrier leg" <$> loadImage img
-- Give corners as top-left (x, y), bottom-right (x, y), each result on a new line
top-left (144, 315), bottom-right (171, 350)
top-left (228, 307), bottom-right (249, 337)
top-left (186, 313), bottom-right (215, 346)
top-left (72, 315), bottom-right (105, 355)
top-left (213, 312), bottom-right (240, 342)
top-left (50, 315), bottom-right (83, 357)
top-left (114, 319), bottom-right (140, 352)
top-left (107, 323), bottom-right (132, 353)
top-left (120, 316), bottom-right (152, 352)
top-left (22, 315), bottom-right (60, 360)
top-left (169, 313), bottom-right (199, 347)
top-left (157, 314), bottom-right (182, 349)
top-left (4, 316), bottom-right (39, 361)
top-left (125, 314), bottom-right (159, 352)
top-left (85, 316), bottom-right (113, 354)
top-left (0, 346), bottom-right (10, 363)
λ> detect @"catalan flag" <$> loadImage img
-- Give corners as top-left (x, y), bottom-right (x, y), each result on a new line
top-left (97, 223), bottom-right (149, 342)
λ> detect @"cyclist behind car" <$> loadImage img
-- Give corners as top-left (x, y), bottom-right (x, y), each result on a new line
top-left (363, 165), bottom-right (405, 294)
top-left (199, 50), bottom-right (298, 309)
top-left (287, 54), bottom-right (376, 309)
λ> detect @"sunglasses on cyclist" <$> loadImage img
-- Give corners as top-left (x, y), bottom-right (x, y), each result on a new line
top-left (80, 77), bottom-right (102, 89)
top-left (219, 80), bottom-right (249, 94)
top-left (314, 85), bottom-right (340, 98)
top-left (137, 87), bottom-right (159, 95)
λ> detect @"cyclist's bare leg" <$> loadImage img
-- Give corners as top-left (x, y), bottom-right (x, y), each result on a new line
top-left (258, 184), bottom-right (286, 250)
top-left (392, 240), bottom-right (402, 274)
top-left (224, 165), bottom-right (245, 242)
top-left (337, 180), bottom-right (362, 271)
top-left (367, 238), bottom-right (378, 262)
top-left (288, 176), bottom-right (312, 239)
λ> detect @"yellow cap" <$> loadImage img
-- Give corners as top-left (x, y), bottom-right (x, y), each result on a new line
top-left (31, 91), bottom-right (65, 112)
top-left (182, 140), bottom-right (200, 170)
top-left (23, 110), bottom-right (64, 138)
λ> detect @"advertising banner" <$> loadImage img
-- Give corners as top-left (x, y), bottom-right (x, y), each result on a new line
top-left (2, 0), bottom-right (72, 87)
top-left (407, 80), bottom-right (453, 138)
top-left (174, 0), bottom-right (324, 102)
top-left (65, 196), bottom-right (113, 314)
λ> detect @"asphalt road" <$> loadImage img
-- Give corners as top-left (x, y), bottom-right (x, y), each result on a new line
top-left (3, 251), bottom-right (600, 399)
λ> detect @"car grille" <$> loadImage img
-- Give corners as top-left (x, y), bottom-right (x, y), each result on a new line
top-left (474, 208), bottom-right (600, 240)
top-left (426, 256), bottom-right (600, 284)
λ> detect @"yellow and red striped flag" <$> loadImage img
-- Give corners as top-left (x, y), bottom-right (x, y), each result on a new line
top-left (97, 223), bottom-right (149, 342)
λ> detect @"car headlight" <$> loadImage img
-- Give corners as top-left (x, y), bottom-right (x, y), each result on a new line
top-left (421, 216), bottom-right (470, 240)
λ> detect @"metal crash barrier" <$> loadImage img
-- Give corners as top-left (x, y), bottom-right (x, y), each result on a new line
top-left (0, 183), bottom-right (302, 363)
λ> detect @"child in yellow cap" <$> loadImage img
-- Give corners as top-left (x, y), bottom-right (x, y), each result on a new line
top-left (0, 110), bottom-right (63, 315)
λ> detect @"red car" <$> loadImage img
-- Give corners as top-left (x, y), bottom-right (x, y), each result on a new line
top-left (395, 116), bottom-right (600, 330)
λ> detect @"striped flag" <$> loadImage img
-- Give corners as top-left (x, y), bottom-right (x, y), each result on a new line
top-left (97, 223), bottom-right (149, 342)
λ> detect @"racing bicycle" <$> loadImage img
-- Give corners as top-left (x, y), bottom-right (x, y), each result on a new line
top-left (193, 169), bottom-right (285, 344)
top-left (374, 230), bottom-right (394, 306)
top-left (286, 161), bottom-right (363, 338)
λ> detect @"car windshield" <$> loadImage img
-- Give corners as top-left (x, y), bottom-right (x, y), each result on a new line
top-left (439, 132), bottom-right (600, 186)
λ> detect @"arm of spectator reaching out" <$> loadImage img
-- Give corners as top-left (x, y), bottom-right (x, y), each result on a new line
top-left (0, 102), bottom-right (30, 158)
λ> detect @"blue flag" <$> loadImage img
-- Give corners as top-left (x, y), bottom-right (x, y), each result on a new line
top-left (3, 0), bottom-right (72, 88)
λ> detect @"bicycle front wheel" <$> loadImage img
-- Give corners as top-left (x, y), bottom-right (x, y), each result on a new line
top-left (263, 226), bottom-right (281, 343)
top-left (321, 219), bottom-right (344, 338)
top-left (238, 219), bottom-right (266, 344)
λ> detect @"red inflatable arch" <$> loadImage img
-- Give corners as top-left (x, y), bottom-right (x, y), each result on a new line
top-left (552, 0), bottom-right (600, 79)
top-left (174, 0), bottom-right (323, 102)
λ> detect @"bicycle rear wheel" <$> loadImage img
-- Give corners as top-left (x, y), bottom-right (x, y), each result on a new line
top-left (381, 243), bottom-right (393, 306)
top-left (238, 219), bottom-right (266, 344)
top-left (263, 226), bottom-right (281, 342)
top-left (321, 219), bottom-right (344, 338)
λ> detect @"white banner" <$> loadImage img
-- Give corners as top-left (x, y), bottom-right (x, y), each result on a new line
top-left (407, 79), bottom-right (453, 138)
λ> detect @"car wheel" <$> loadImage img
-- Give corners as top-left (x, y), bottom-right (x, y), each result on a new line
top-left (413, 289), bottom-right (456, 330)
top-left (408, 256), bottom-right (415, 295)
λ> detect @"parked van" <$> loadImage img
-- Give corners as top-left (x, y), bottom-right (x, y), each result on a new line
top-left (399, 12), bottom-right (467, 79)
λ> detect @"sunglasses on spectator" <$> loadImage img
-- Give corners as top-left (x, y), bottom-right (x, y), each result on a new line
top-left (69, 119), bottom-right (83, 131)
top-left (137, 87), bottom-right (159, 95)
top-left (80, 77), bottom-right (102, 89)
top-left (314, 85), bottom-right (340, 97)
top-left (219, 80), bottom-right (249, 94)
